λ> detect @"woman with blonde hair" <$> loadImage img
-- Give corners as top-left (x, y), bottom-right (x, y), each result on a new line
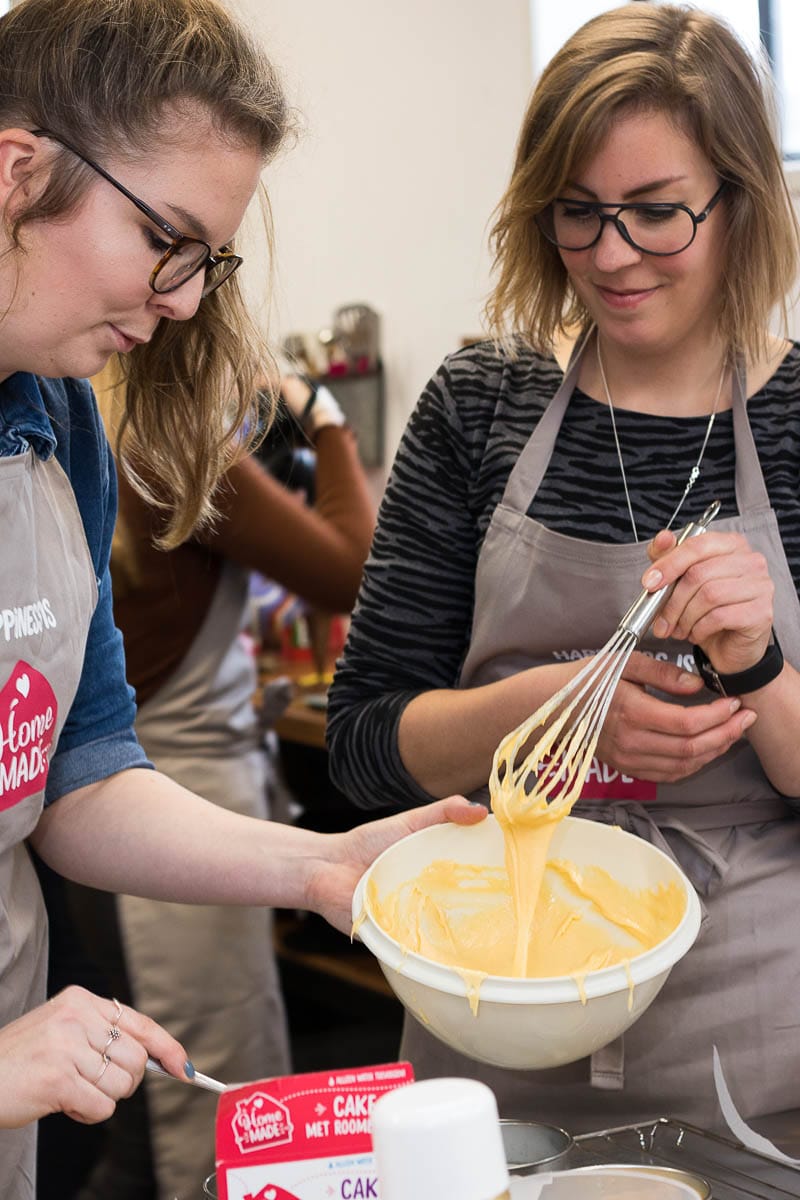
top-left (0, 0), bottom-right (484, 1192)
top-left (329, 3), bottom-right (800, 1131)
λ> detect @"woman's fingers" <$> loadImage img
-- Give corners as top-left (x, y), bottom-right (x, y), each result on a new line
top-left (657, 554), bottom-right (772, 638)
top-left (106, 999), bottom-right (189, 1083)
top-left (418, 795), bottom-right (488, 826)
top-left (308, 796), bottom-right (488, 935)
top-left (607, 708), bottom-right (754, 778)
top-left (643, 529), bottom-right (743, 588)
top-left (642, 531), bottom-right (775, 675)
top-left (598, 676), bottom-right (756, 782)
top-left (0, 986), bottom-right (191, 1128)
top-left (84, 1012), bottom-right (148, 1099)
top-left (63, 1077), bottom-right (117, 1125)
top-left (621, 650), bottom-right (703, 694)
top-left (70, 1040), bottom-right (137, 1112)
top-left (647, 528), bottom-right (677, 562)
top-left (645, 533), bottom-right (772, 623)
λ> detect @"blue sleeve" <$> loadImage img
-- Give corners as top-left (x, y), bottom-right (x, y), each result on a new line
top-left (45, 380), bottom-right (151, 804)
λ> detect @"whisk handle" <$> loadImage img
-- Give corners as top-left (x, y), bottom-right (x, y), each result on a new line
top-left (618, 500), bottom-right (721, 641)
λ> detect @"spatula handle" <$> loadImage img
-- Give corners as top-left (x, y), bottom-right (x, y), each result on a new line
top-left (146, 1056), bottom-right (227, 1094)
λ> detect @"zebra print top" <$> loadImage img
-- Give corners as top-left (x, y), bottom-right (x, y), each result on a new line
top-left (326, 339), bottom-right (800, 812)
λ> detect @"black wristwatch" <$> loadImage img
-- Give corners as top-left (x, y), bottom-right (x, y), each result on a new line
top-left (693, 635), bottom-right (784, 696)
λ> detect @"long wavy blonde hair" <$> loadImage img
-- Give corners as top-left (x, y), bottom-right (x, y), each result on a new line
top-left (485, 3), bottom-right (800, 364)
top-left (0, 0), bottom-right (292, 546)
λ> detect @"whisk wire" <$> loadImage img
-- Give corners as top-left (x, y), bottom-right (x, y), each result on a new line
top-left (490, 500), bottom-right (721, 821)
top-left (495, 627), bottom-right (635, 817)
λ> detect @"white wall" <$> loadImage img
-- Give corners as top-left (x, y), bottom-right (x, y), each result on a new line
top-left (235, 0), bottom-right (533, 488)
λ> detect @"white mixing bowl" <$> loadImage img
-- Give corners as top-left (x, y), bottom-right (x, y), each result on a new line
top-left (353, 814), bottom-right (701, 1070)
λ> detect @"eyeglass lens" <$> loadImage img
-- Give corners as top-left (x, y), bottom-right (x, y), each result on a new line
top-left (153, 241), bottom-right (212, 292)
top-left (543, 201), bottom-right (697, 254)
top-left (154, 244), bottom-right (239, 296)
top-left (201, 257), bottom-right (240, 296)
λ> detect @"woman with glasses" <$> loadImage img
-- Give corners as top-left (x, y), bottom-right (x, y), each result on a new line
top-left (34, 365), bottom-right (375, 1200)
top-left (0, 0), bottom-right (485, 1191)
top-left (328, 4), bottom-right (800, 1133)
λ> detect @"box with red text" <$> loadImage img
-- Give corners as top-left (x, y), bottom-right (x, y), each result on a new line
top-left (214, 1061), bottom-right (414, 1200)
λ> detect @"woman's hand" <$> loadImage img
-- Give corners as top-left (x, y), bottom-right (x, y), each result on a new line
top-left (0, 986), bottom-right (190, 1129)
top-left (306, 796), bottom-right (487, 934)
top-left (643, 528), bottom-right (774, 675)
top-left (595, 650), bottom-right (756, 782)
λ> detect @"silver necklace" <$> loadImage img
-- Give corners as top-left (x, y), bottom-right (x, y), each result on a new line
top-left (596, 340), bottom-right (726, 542)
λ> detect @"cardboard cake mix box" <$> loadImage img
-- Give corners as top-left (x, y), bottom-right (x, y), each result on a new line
top-left (214, 1062), bottom-right (414, 1200)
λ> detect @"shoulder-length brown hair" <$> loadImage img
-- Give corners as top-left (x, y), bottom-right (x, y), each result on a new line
top-left (485, 3), bottom-right (800, 363)
top-left (0, 0), bottom-right (293, 547)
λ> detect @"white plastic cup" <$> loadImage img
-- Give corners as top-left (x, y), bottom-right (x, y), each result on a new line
top-left (371, 1077), bottom-right (510, 1200)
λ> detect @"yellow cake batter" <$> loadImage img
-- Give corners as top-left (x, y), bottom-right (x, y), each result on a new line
top-left (368, 855), bottom-right (683, 1002)
top-left (367, 702), bottom-right (685, 1004)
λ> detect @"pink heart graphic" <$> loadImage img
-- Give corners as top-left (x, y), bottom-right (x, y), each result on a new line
top-left (0, 661), bottom-right (58, 812)
top-left (243, 1186), bottom-right (301, 1200)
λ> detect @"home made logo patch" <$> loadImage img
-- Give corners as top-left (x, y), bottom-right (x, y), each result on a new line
top-left (0, 661), bottom-right (57, 810)
top-left (233, 1093), bottom-right (294, 1154)
top-left (535, 752), bottom-right (657, 803)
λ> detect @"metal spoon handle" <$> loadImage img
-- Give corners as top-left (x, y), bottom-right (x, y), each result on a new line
top-left (146, 1055), bottom-right (227, 1094)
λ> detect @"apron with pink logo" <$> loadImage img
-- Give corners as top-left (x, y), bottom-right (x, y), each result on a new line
top-left (0, 447), bottom-right (97, 1195)
top-left (401, 341), bottom-right (800, 1131)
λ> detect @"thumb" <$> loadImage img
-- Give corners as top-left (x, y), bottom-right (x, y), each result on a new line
top-left (407, 795), bottom-right (487, 832)
top-left (648, 528), bottom-right (677, 563)
top-left (623, 651), bottom-right (704, 695)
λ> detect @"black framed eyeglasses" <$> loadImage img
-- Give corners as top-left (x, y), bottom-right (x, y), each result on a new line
top-left (535, 182), bottom-right (726, 257)
top-left (32, 129), bottom-right (242, 296)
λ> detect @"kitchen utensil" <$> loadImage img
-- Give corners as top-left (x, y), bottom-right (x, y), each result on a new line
top-left (491, 500), bottom-right (720, 820)
top-left (353, 814), bottom-right (701, 1069)
top-left (574, 1116), bottom-right (800, 1197)
top-left (332, 303), bottom-right (380, 367)
top-left (500, 1120), bottom-right (573, 1175)
top-left (145, 1056), bottom-right (227, 1094)
top-left (554, 1164), bottom-right (710, 1197)
top-left (514, 1164), bottom-right (709, 1198)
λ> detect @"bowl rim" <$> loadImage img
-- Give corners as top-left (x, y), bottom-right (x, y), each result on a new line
top-left (353, 814), bottom-right (701, 1006)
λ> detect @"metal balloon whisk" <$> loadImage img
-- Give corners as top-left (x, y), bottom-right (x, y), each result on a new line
top-left (490, 501), bottom-right (720, 819)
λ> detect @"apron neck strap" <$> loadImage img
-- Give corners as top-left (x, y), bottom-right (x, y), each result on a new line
top-left (501, 340), bottom-right (772, 521)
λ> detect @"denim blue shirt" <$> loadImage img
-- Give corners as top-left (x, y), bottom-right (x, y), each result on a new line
top-left (0, 371), bottom-right (151, 803)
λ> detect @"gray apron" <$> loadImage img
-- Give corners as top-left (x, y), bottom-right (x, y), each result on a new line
top-left (0, 449), bottom-right (97, 1196)
top-left (119, 562), bottom-right (290, 1200)
top-left (401, 343), bottom-right (800, 1132)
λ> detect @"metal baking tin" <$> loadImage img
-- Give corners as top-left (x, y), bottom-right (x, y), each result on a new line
top-left (560, 1163), bottom-right (711, 1197)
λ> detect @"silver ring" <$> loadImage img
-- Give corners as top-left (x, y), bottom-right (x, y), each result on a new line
top-left (94, 1053), bottom-right (110, 1085)
top-left (103, 1025), bottom-right (122, 1052)
top-left (111, 997), bottom-right (123, 1023)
